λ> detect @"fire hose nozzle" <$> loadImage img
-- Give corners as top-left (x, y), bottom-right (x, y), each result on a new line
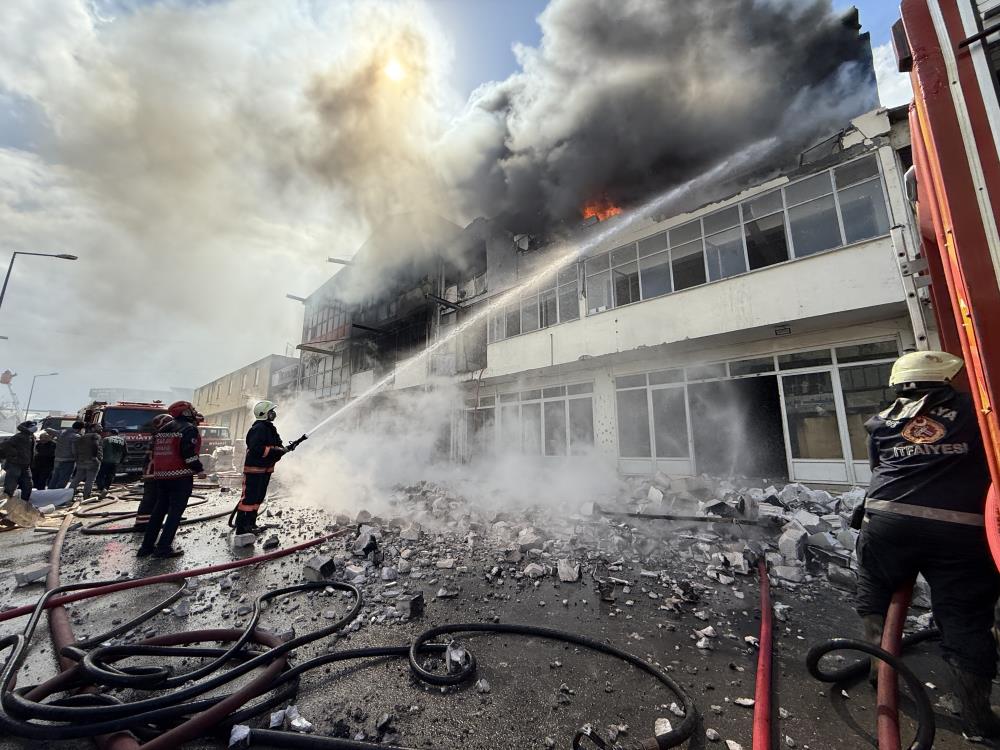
top-left (286, 434), bottom-right (308, 452)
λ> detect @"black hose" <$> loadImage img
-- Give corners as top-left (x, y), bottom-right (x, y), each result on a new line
top-left (806, 636), bottom-right (937, 750)
top-left (80, 499), bottom-right (228, 534)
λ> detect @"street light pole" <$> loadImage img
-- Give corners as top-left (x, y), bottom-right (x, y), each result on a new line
top-left (25, 372), bottom-right (58, 422)
top-left (0, 252), bottom-right (78, 314)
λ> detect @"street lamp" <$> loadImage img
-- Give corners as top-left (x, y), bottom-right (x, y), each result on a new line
top-left (25, 372), bottom-right (58, 421)
top-left (0, 252), bottom-right (78, 313)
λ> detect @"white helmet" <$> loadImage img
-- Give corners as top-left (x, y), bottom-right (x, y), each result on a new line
top-left (889, 350), bottom-right (964, 387)
top-left (252, 400), bottom-right (277, 421)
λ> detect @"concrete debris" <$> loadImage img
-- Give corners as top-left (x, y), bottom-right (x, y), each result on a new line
top-left (654, 718), bottom-right (673, 736)
top-left (353, 525), bottom-right (380, 556)
top-left (557, 559), bottom-right (581, 582)
top-left (284, 705), bottom-right (313, 733)
top-left (523, 562), bottom-right (546, 579)
top-left (773, 566), bottom-right (805, 583)
top-left (695, 637), bottom-right (713, 650)
top-left (233, 533), bottom-right (256, 548)
top-left (344, 564), bottom-right (367, 584)
top-left (269, 710), bottom-right (285, 728)
top-left (726, 741), bottom-right (744, 750)
top-left (303, 555), bottom-right (336, 582)
top-left (734, 698), bottom-right (755, 707)
top-left (436, 587), bottom-right (458, 599)
top-left (516, 527), bottom-right (544, 552)
top-left (647, 486), bottom-right (664, 504)
top-left (228, 724), bottom-right (251, 749)
top-left (475, 678), bottom-right (491, 694)
top-left (826, 563), bottom-right (856, 587)
top-left (706, 728), bottom-right (721, 742)
top-left (171, 600), bottom-right (190, 618)
top-left (436, 558), bottom-right (456, 569)
top-left (397, 592), bottom-right (424, 619)
top-left (380, 566), bottom-right (398, 581)
top-left (399, 523), bottom-right (422, 541)
top-left (14, 563), bottom-right (50, 587)
top-left (262, 535), bottom-right (280, 550)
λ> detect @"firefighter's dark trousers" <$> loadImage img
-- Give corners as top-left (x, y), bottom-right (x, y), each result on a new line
top-left (856, 510), bottom-right (1000, 677)
top-left (139, 476), bottom-right (193, 554)
top-left (134, 478), bottom-right (156, 528)
top-left (234, 471), bottom-right (271, 533)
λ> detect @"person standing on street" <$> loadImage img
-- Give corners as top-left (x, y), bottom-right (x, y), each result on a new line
top-left (96, 429), bottom-right (126, 498)
top-left (31, 431), bottom-right (56, 490)
top-left (231, 400), bottom-right (290, 536)
top-left (133, 414), bottom-right (173, 532)
top-left (2, 421), bottom-right (37, 502)
top-left (69, 424), bottom-right (103, 500)
top-left (138, 401), bottom-right (203, 558)
top-left (855, 350), bottom-right (1000, 740)
top-left (48, 421), bottom-right (83, 489)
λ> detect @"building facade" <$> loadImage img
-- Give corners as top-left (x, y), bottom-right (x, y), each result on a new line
top-left (193, 354), bottom-right (299, 439)
top-left (297, 106), bottom-right (929, 485)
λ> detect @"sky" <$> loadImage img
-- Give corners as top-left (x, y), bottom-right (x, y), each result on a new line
top-left (0, 0), bottom-right (910, 414)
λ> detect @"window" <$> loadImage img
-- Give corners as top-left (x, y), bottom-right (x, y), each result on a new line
top-left (840, 363), bottom-right (894, 460)
top-left (651, 387), bottom-right (689, 457)
top-left (521, 295), bottom-right (539, 333)
top-left (505, 302), bottom-right (521, 337)
top-left (567, 382), bottom-right (594, 395)
top-left (558, 266), bottom-right (580, 322)
top-left (586, 268), bottom-right (612, 314)
top-left (782, 372), bottom-right (843, 459)
top-left (838, 179), bottom-right (889, 244)
top-left (616, 389), bottom-right (651, 457)
top-left (778, 349), bottom-right (833, 369)
top-left (729, 357), bottom-right (776, 376)
top-left (241, 373), bottom-right (247, 391)
top-left (686, 363), bottom-right (727, 380)
top-left (227, 377), bottom-right (233, 395)
top-left (705, 226), bottom-right (747, 281)
top-left (670, 239), bottom-right (706, 291)
top-left (744, 211), bottom-right (789, 270)
top-left (544, 401), bottom-right (567, 455)
top-left (648, 368), bottom-right (683, 385)
top-left (615, 374), bottom-right (646, 388)
top-left (254, 368), bottom-right (260, 386)
top-left (568, 398), bottom-right (595, 454)
top-left (610, 244), bottom-right (641, 307)
top-left (835, 340), bottom-right (899, 364)
top-left (788, 194), bottom-right (842, 257)
top-left (521, 402), bottom-right (542, 454)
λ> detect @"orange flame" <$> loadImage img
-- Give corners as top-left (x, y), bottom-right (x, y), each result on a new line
top-left (581, 196), bottom-right (622, 222)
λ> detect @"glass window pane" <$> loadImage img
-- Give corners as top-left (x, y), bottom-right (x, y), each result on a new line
top-left (542, 386), bottom-right (566, 398)
top-left (488, 310), bottom-right (504, 343)
top-left (520, 389), bottom-right (541, 401)
top-left (616, 389), bottom-right (651, 457)
top-left (569, 398), bottom-right (595, 455)
top-left (615, 374), bottom-right (646, 389)
top-left (835, 340), bottom-right (899, 363)
top-left (671, 240), bottom-right (706, 290)
top-left (521, 296), bottom-right (539, 333)
top-left (834, 155), bottom-right (879, 188)
top-left (669, 219), bottom-right (701, 246)
top-left (745, 212), bottom-right (790, 270)
top-left (639, 252), bottom-right (671, 299)
top-left (785, 172), bottom-right (834, 205)
top-left (521, 402), bottom-right (542, 455)
top-left (705, 227), bottom-right (747, 281)
top-left (686, 363), bottom-right (727, 380)
top-left (586, 270), bottom-right (612, 314)
top-left (539, 288), bottom-right (558, 328)
top-left (610, 244), bottom-right (637, 266)
top-left (649, 368), bottom-right (683, 385)
top-left (499, 393), bottom-right (519, 403)
top-left (500, 404), bottom-right (520, 446)
top-left (567, 382), bottom-right (594, 395)
top-left (544, 401), bottom-right (568, 456)
top-left (537, 272), bottom-right (557, 291)
top-left (782, 371), bottom-right (843, 459)
top-left (778, 349), bottom-right (833, 369)
top-left (638, 231), bottom-right (668, 257)
top-left (585, 254), bottom-right (610, 275)
top-left (729, 357), bottom-right (776, 376)
top-left (838, 179), bottom-right (889, 244)
top-left (840, 363), bottom-right (895, 460)
top-left (479, 395), bottom-right (495, 407)
top-left (467, 407), bottom-right (495, 458)
top-left (505, 302), bottom-right (520, 337)
top-left (612, 261), bottom-right (641, 306)
top-left (652, 387), bottom-right (689, 457)
top-left (703, 206), bottom-right (740, 234)
top-left (789, 195), bottom-right (842, 257)
top-left (558, 266), bottom-right (578, 285)
top-left (558, 284), bottom-right (579, 321)
top-left (742, 190), bottom-right (783, 220)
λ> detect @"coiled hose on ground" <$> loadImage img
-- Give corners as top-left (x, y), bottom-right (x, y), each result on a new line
top-left (0, 505), bottom-right (702, 750)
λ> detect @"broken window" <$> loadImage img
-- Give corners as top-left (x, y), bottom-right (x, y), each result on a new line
top-left (612, 260), bottom-right (641, 306)
top-left (744, 211), bottom-right (789, 270)
top-left (840, 362), bottom-right (894, 460)
top-left (585, 253), bottom-right (613, 314)
top-left (786, 172), bottom-right (842, 257)
top-left (778, 349), bottom-right (833, 369)
top-left (705, 226), bottom-right (747, 281)
top-left (835, 340), bottom-right (899, 363)
top-left (670, 239), bottom-right (706, 291)
top-left (651, 386), bottom-right (689, 457)
top-left (782, 372), bottom-right (843, 459)
top-left (837, 177), bottom-right (889, 244)
top-left (729, 357), bottom-right (776, 376)
top-left (616, 388), bottom-right (651, 457)
top-left (557, 267), bottom-right (579, 322)
top-left (638, 231), bottom-right (671, 299)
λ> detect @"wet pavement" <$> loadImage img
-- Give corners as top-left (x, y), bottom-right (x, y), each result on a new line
top-left (0, 486), bottom-right (990, 750)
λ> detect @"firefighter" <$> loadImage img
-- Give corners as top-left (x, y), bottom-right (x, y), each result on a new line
top-left (2, 421), bottom-right (37, 502)
top-left (133, 413), bottom-right (173, 532)
top-left (137, 401), bottom-right (203, 559)
top-left (856, 350), bottom-right (1000, 739)
top-left (232, 400), bottom-right (287, 536)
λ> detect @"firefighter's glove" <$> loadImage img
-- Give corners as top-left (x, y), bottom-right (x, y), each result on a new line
top-left (190, 460), bottom-right (205, 475)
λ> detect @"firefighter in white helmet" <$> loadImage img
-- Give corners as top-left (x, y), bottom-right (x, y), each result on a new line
top-left (231, 400), bottom-right (288, 536)
top-left (855, 350), bottom-right (1000, 738)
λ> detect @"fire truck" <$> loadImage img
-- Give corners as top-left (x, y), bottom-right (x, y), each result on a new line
top-left (895, 0), bottom-right (1000, 564)
top-left (78, 400), bottom-right (169, 477)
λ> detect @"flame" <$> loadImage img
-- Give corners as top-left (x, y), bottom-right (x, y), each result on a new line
top-left (581, 196), bottom-right (622, 222)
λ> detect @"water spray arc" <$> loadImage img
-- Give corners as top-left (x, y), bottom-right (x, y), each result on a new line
top-left (302, 137), bottom-right (780, 440)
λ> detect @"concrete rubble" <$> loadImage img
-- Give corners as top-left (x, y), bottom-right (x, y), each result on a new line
top-left (14, 562), bottom-right (50, 587)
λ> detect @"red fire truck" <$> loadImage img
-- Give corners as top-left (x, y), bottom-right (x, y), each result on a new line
top-left (78, 401), bottom-right (169, 477)
top-left (895, 0), bottom-right (1000, 562)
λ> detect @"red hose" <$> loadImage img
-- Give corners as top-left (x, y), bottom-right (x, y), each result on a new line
top-left (753, 558), bottom-right (773, 750)
top-left (877, 582), bottom-right (914, 750)
top-left (0, 529), bottom-right (345, 623)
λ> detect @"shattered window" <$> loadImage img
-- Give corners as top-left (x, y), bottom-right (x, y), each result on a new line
top-left (558, 281), bottom-right (579, 322)
top-left (745, 212), bottom-right (789, 270)
top-left (505, 302), bottom-right (520, 337)
top-left (704, 227), bottom-right (747, 281)
top-left (788, 194), bottom-right (842, 257)
top-left (612, 260), bottom-right (640, 306)
top-left (838, 178), bottom-right (889, 244)
top-left (586, 270), bottom-right (612, 314)
top-left (670, 239), bottom-right (706, 291)
top-left (840, 362), bottom-right (894, 460)
top-left (782, 371), bottom-right (843, 459)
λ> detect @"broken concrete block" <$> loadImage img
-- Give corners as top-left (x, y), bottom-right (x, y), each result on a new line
top-left (773, 565), bottom-right (805, 583)
top-left (229, 724), bottom-right (251, 749)
top-left (779, 483), bottom-right (810, 506)
top-left (827, 564), bottom-right (856, 588)
top-left (269, 710), bottom-right (285, 729)
top-left (777, 528), bottom-right (807, 560)
top-left (647, 486), bottom-right (664, 504)
top-left (171, 600), bottom-right (190, 618)
top-left (37, 504), bottom-right (56, 515)
top-left (353, 525), bottom-right (380, 556)
top-left (284, 705), bottom-right (313, 733)
top-left (652, 471), bottom-right (672, 491)
top-left (557, 559), bottom-right (581, 583)
top-left (399, 523), bottom-right (422, 541)
top-left (523, 562), bottom-right (546, 579)
top-left (436, 558), bottom-right (456, 569)
top-left (381, 566), bottom-right (398, 582)
top-left (836, 528), bottom-right (858, 549)
top-left (398, 559), bottom-right (412, 574)
top-left (806, 532), bottom-right (838, 551)
top-left (517, 527), bottom-right (544, 552)
top-left (344, 564), bottom-right (366, 583)
top-left (397, 591), bottom-right (425, 619)
top-left (791, 509), bottom-right (829, 534)
top-left (233, 533), bottom-right (256, 548)
top-left (303, 555), bottom-right (336, 582)
top-left (14, 563), bottom-right (50, 587)
top-left (262, 535), bottom-right (279, 550)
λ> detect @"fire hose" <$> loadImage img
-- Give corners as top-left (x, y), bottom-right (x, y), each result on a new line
top-left (1, 510), bottom-right (702, 750)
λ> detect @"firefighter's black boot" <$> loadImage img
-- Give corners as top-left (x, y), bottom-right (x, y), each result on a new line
top-left (234, 509), bottom-right (265, 535)
top-left (952, 666), bottom-right (1000, 741)
top-left (862, 614), bottom-right (885, 687)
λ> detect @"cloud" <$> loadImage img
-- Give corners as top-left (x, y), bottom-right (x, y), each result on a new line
top-left (873, 41), bottom-right (913, 108)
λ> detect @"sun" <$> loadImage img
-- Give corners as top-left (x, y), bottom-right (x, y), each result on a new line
top-left (384, 58), bottom-right (405, 82)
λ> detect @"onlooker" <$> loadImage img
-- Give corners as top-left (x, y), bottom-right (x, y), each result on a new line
top-left (69, 424), bottom-right (103, 500)
top-left (31, 431), bottom-right (57, 490)
top-left (96, 429), bottom-right (126, 497)
top-left (49, 421), bottom-right (84, 489)
top-left (2, 421), bottom-right (37, 502)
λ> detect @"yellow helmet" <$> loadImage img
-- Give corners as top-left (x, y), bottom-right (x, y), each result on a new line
top-left (888, 350), bottom-right (964, 386)
top-left (252, 400), bottom-right (277, 420)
